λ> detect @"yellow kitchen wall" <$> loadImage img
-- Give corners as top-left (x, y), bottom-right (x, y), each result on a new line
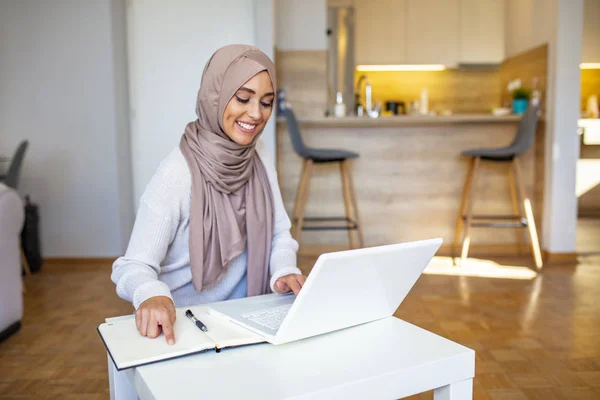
top-left (582, 69), bottom-right (600, 113)
top-left (277, 44), bottom-right (590, 117)
top-left (499, 44), bottom-right (548, 112)
top-left (354, 69), bottom-right (501, 114)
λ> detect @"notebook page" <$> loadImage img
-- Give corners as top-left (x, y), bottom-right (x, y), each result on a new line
top-left (99, 308), bottom-right (214, 370)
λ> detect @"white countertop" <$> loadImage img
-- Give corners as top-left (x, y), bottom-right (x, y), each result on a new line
top-left (579, 118), bottom-right (600, 145)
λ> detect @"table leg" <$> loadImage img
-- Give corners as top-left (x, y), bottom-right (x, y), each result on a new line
top-left (433, 378), bottom-right (473, 400)
top-left (108, 353), bottom-right (139, 400)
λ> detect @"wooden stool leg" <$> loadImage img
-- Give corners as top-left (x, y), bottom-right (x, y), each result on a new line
top-left (21, 247), bottom-right (32, 276)
top-left (342, 160), bottom-right (364, 248)
top-left (508, 163), bottom-right (526, 254)
top-left (512, 159), bottom-right (543, 270)
top-left (340, 161), bottom-right (356, 249)
top-left (293, 159), bottom-right (314, 244)
top-left (453, 157), bottom-right (476, 264)
top-left (460, 157), bottom-right (481, 266)
top-left (291, 159), bottom-right (308, 224)
top-left (20, 245), bottom-right (30, 293)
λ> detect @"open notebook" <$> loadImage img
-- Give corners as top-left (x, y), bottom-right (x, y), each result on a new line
top-left (98, 305), bottom-right (266, 371)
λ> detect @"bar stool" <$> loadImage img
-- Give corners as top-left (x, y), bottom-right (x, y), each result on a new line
top-left (282, 108), bottom-right (364, 249)
top-left (453, 104), bottom-right (543, 269)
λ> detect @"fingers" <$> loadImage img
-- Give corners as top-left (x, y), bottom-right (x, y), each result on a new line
top-left (162, 305), bottom-right (177, 345)
top-left (275, 274), bottom-right (307, 295)
top-left (275, 279), bottom-right (289, 294)
top-left (136, 308), bottom-right (148, 336)
top-left (135, 309), bottom-right (142, 333)
top-left (159, 312), bottom-right (176, 345)
top-left (297, 275), bottom-right (307, 287)
top-left (288, 276), bottom-right (302, 296)
top-left (146, 313), bottom-right (161, 338)
top-left (135, 300), bottom-right (177, 345)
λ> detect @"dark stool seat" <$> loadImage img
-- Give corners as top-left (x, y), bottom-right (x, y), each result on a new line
top-left (303, 147), bottom-right (359, 163)
top-left (453, 104), bottom-right (543, 269)
top-left (283, 108), bottom-right (364, 249)
top-left (461, 147), bottom-right (515, 161)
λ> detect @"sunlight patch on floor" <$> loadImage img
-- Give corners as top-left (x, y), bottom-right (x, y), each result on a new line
top-left (423, 256), bottom-right (537, 280)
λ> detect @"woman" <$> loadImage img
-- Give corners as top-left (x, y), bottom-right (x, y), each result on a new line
top-left (111, 45), bottom-right (306, 346)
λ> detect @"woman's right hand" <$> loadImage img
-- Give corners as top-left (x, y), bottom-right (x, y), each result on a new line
top-left (135, 296), bottom-right (176, 345)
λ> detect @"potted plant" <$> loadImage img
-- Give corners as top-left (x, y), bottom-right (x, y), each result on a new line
top-left (507, 79), bottom-right (531, 115)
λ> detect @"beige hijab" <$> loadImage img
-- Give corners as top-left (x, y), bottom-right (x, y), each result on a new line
top-left (180, 45), bottom-right (276, 296)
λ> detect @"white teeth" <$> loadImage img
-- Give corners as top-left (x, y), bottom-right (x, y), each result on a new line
top-left (237, 121), bottom-right (256, 130)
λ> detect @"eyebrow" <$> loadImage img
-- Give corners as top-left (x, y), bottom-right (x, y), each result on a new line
top-left (237, 87), bottom-right (275, 97)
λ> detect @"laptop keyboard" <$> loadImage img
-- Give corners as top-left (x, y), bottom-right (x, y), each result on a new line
top-left (241, 304), bottom-right (292, 331)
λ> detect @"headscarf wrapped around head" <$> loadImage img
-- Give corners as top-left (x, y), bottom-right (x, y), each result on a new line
top-left (179, 44), bottom-right (276, 296)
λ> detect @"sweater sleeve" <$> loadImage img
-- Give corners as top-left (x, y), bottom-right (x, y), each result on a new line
top-left (256, 140), bottom-right (302, 291)
top-left (111, 149), bottom-right (189, 309)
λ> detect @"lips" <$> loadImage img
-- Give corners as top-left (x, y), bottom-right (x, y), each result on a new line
top-left (236, 121), bottom-right (257, 133)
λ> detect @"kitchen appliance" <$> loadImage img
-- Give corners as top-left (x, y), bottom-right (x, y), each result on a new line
top-left (385, 101), bottom-right (406, 116)
top-left (385, 101), bottom-right (399, 115)
top-left (327, 5), bottom-right (355, 116)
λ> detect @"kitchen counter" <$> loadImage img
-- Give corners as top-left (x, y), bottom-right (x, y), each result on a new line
top-left (579, 118), bottom-right (600, 145)
top-left (276, 115), bottom-right (546, 253)
top-left (276, 114), bottom-right (522, 127)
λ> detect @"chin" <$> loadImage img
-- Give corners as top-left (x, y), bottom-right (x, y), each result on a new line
top-left (233, 135), bottom-right (256, 146)
top-left (230, 121), bottom-right (263, 145)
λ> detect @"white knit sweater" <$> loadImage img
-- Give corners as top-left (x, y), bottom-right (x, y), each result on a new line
top-left (111, 140), bottom-right (300, 309)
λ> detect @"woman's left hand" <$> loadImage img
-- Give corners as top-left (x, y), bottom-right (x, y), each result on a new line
top-left (274, 274), bottom-right (307, 295)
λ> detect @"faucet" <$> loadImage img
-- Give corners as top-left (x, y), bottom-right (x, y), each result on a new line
top-left (355, 75), bottom-right (379, 118)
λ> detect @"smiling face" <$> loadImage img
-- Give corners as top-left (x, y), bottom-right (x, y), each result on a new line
top-left (222, 71), bottom-right (275, 146)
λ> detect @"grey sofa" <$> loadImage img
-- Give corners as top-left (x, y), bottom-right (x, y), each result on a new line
top-left (0, 183), bottom-right (24, 342)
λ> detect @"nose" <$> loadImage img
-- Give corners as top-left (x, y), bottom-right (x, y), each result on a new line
top-left (247, 100), bottom-right (261, 120)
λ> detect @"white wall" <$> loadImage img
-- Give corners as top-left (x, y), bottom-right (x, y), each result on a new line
top-left (111, 0), bottom-right (136, 254)
top-left (505, 0), bottom-right (583, 253)
top-left (254, 0), bottom-right (277, 160)
top-left (542, 0), bottom-right (583, 252)
top-left (127, 0), bottom-right (259, 207)
top-left (276, 0), bottom-right (327, 50)
top-left (0, 0), bottom-right (133, 257)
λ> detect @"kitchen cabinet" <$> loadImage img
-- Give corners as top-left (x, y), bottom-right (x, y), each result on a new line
top-left (355, 0), bottom-right (407, 65)
top-left (354, 0), bottom-right (506, 67)
top-left (582, 0), bottom-right (600, 63)
top-left (405, 0), bottom-right (459, 66)
top-left (459, 0), bottom-right (504, 64)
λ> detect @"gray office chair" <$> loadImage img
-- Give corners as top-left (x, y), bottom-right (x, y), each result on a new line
top-left (453, 105), bottom-right (543, 269)
top-left (0, 140), bottom-right (28, 189)
top-left (283, 108), bottom-right (364, 248)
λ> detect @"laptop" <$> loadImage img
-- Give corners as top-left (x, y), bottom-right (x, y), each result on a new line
top-left (208, 237), bottom-right (442, 345)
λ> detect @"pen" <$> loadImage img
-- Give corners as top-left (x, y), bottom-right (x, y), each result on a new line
top-left (185, 309), bottom-right (208, 332)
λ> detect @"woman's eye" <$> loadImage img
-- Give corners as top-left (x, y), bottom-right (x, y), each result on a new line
top-left (235, 96), bottom-right (250, 104)
top-left (261, 102), bottom-right (273, 108)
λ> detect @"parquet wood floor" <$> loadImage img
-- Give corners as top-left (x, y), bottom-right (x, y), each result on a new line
top-left (1, 254), bottom-right (599, 399)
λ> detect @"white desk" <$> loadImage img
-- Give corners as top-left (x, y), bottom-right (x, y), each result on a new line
top-left (107, 316), bottom-right (474, 400)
